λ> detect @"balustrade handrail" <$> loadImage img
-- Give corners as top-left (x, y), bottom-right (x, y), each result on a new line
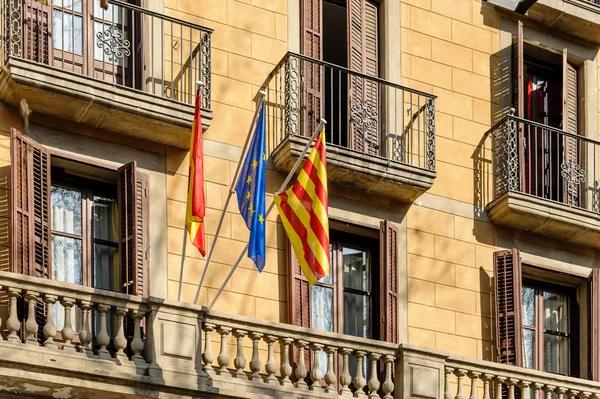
top-left (270, 51), bottom-right (437, 99)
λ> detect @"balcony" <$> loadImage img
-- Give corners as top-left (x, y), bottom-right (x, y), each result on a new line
top-left (267, 53), bottom-right (436, 203)
top-left (486, 115), bottom-right (600, 248)
top-left (0, 0), bottom-right (212, 148)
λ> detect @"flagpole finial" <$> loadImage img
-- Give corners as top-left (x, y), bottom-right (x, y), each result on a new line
top-left (319, 117), bottom-right (327, 125)
top-left (259, 90), bottom-right (267, 97)
top-left (195, 80), bottom-right (205, 86)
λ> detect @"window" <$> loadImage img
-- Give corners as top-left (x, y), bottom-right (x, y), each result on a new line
top-left (10, 128), bottom-right (149, 298)
top-left (493, 249), bottom-right (596, 380)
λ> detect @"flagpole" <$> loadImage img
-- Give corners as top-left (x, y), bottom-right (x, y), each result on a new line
top-left (191, 90), bottom-right (268, 304)
top-left (208, 118), bottom-right (327, 310)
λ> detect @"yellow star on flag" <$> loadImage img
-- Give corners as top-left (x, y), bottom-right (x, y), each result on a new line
top-left (246, 175), bottom-right (252, 184)
top-left (258, 214), bottom-right (264, 224)
top-left (252, 160), bottom-right (258, 168)
top-left (246, 191), bottom-right (251, 199)
top-left (263, 153), bottom-right (267, 161)
top-left (248, 203), bottom-right (255, 214)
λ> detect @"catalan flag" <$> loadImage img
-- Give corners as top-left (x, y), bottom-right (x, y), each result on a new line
top-left (274, 128), bottom-right (329, 285)
top-left (186, 88), bottom-right (206, 256)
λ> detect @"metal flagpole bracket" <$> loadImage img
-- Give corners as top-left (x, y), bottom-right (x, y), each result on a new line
top-left (196, 80), bottom-right (205, 86)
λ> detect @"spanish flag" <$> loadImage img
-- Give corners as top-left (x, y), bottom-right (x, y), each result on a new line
top-left (186, 89), bottom-right (206, 256)
top-left (274, 128), bottom-right (329, 285)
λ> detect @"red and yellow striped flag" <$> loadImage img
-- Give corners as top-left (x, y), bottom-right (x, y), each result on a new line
top-left (186, 89), bottom-right (206, 256)
top-left (274, 128), bottom-right (329, 285)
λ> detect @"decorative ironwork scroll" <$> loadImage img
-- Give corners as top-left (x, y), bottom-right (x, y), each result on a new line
top-left (285, 54), bottom-right (300, 137)
top-left (561, 160), bottom-right (585, 206)
top-left (425, 97), bottom-right (436, 171)
top-left (96, 25), bottom-right (131, 62)
top-left (9, 0), bottom-right (22, 57)
top-left (350, 100), bottom-right (379, 153)
top-left (200, 32), bottom-right (211, 109)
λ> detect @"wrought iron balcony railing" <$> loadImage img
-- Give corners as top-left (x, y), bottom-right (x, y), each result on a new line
top-left (267, 52), bottom-right (436, 171)
top-left (490, 114), bottom-right (600, 213)
top-left (1, 0), bottom-right (211, 110)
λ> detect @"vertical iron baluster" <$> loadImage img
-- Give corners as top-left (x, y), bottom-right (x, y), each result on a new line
top-left (410, 92), bottom-right (413, 166)
top-left (304, 59), bottom-right (308, 138)
top-left (338, 68), bottom-right (341, 146)
top-left (179, 24), bottom-right (183, 102)
top-left (418, 94), bottom-right (421, 167)
top-left (102, 6), bottom-right (106, 81)
top-left (330, 67), bottom-right (333, 145)
top-left (151, 16), bottom-right (154, 94)
top-left (30, 0), bottom-right (33, 62)
top-left (533, 125), bottom-right (537, 197)
top-left (112, 3), bottom-right (115, 85)
top-left (394, 88), bottom-right (398, 162)
top-left (71, 2), bottom-right (74, 73)
top-left (132, 6), bottom-right (135, 89)
top-left (189, 27), bottom-right (192, 104)
top-left (160, 19), bottom-right (164, 97)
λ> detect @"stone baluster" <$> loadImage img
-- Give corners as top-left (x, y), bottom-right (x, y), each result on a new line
top-left (382, 354), bottom-right (394, 399)
top-left (202, 323), bottom-right (215, 376)
top-left (216, 327), bottom-right (231, 376)
top-left (368, 353), bottom-right (381, 399)
top-left (468, 372), bottom-right (480, 399)
top-left (114, 307), bottom-right (128, 360)
top-left (324, 346), bottom-right (337, 393)
top-left (0, 286), bottom-right (2, 341)
top-left (506, 379), bottom-right (518, 399)
top-left (60, 297), bottom-right (76, 351)
top-left (42, 294), bottom-right (57, 348)
top-left (580, 392), bottom-right (592, 399)
top-left (494, 377), bottom-right (506, 399)
top-left (78, 301), bottom-right (93, 354)
top-left (454, 369), bottom-right (467, 399)
top-left (130, 310), bottom-right (145, 362)
top-left (264, 335), bottom-right (278, 385)
top-left (6, 288), bottom-right (21, 342)
top-left (556, 388), bottom-right (567, 399)
top-left (280, 337), bottom-right (293, 387)
top-left (543, 385), bottom-right (557, 399)
top-left (516, 381), bottom-right (531, 399)
top-left (567, 389), bottom-right (580, 399)
top-left (529, 383), bottom-right (543, 399)
top-left (233, 329), bottom-right (247, 379)
top-left (24, 291), bottom-right (39, 345)
top-left (444, 367), bottom-right (454, 399)
top-left (249, 332), bottom-right (263, 383)
top-left (340, 348), bottom-right (353, 396)
top-left (310, 343), bottom-right (324, 391)
top-left (481, 374), bottom-right (493, 399)
top-left (294, 340), bottom-right (309, 389)
top-left (353, 351), bottom-right (367, 397)
top-left (96, 303), bottom-right (111, 358)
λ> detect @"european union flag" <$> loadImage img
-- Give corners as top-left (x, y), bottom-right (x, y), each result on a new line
top-left (236, 101), bottom-right (267, 272)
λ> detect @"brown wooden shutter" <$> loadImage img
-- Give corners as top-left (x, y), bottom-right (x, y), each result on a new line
top-left (588, 269), bottom-right (600, 381)
top-left (493, 249), bottom-right (523, 366)
top-left (23, 0), bottom-right (51, 64)
top-left (11, 128), bottom-right (51, 279)
top-left (117, 161), bottom-right (149, 297)
top-left (380, 220), bottom-right (398, 344)
top-left (562, 49), bottom-right (579, 207)
top-left (288, 244), bottom-right (312, 375)
top-left (301, 0), bottom-right (323, 134)
top-left (511, 21), bottom-right (524, 118)
top-left (348, 0), bottom-right (380, 155)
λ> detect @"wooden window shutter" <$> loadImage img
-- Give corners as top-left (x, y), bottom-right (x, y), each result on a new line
top-left (301, 0), bottom-right (323, 133)
top-left (380, 220), bottom-right (398, 344)
top-left (23, 0), bottom-right (52, 64)
top-left (511, 21), bottom-right (524, 118)
top-left (117, 161), bottom-right (149, 297)
top-left (11, 128), bottom-right (51, 279)
top-left (493, 249), bottom-right (523, 366)
top-left (562, 49), bottom-right (579, 207)
top-left (348, 0), bottom-right (380, 155)
top-left (588, 269), bottom-right (600, 381)
top-left (288, 244), bottom-right (312, 373)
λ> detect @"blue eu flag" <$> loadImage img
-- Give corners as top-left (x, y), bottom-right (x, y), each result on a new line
top-left (236, 101), bottom-right (267, 272)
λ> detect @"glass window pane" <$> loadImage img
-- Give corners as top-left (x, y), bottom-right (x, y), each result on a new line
top-left (93, 196), bottom-right (117, 242)
top-left (344, 291), bottom-right (371, 339)
top-left (523, 286), bottom-right (535, 327)
top-left (52, 12), bottom-right (83, 55)
top-left (52, 10), bottom-right (63, 52)
top-left (51, 186), bottom-right (82, 235)
top-left (544, 334), bottom-right (569, 375)
top-left (94, 243), bottom-right (118, 291)
top-left (52, 235), bottom-right (82, 285)
top-left (342, 246), bottom-right (369, 291)
top-left (94, 2), bottom-right (123, 24)
top-left (543, 291), bottom-right (568, 333)
top-left (320, 245), bottom-right (333, 285)
top-left (522, 328), bottom-right (535, 369)
top-left (312, 285), bottom-right (333, 333)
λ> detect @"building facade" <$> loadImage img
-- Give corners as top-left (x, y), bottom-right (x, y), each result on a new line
top-left (1, 0), bottom-right (600, 397)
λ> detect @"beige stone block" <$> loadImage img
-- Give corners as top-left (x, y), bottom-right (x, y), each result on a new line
top-left (429, 162), bottom-right (474, 203)
top-left (167, 199), bottom-right (186, 227)
top-left (410, 7), bottom-right (451, 40)
top-left (435, 285), bottom-right (476, 314)
top-left (167, 253), bottom-right (233, 290)
top-left (478, 339), bottom-right (495, 362)
top-left (168, 226), bottom-right (207, 259)
top-left (408, 303), bottom-right (455, 334)
top-left (436, 111), bottom-right (453, 138)
top-left (472, 51), bottom-right (492, 78)
top-left (401, 3), bottom-right (411, 28)
top-left (407, 254), bottom-right (455, 286)
top-left (408, 327), bottom-right (436, 349)
top-left (228, 53), bottom-right (275, 88)
top-left (436, 332), bottom-right (477, 358)
top-left (434, 236), bottom-right (475, 267)
top-left (408, 206), bottom-right (454, 238)
top-left (256, 298), bottom-right (287, 323)
top-left (401, 78), bottom-right (433, 94)
top-left (166, 174), bottom-right (188, 202)
top-left (204, 155), bottom-right (232, 185)
top-left (404, 0), bottom-right (431, 9)
top-left (491, 32), bottom-right (499, 54)
top-left (452, 20), bottom-right (491, 53)
top-left (455, 264), bottom-right (485, 293)
top-left (209, 21), bottom-right (253, 58)
top-left (453, 117), bottom-right (489, 146)
top-left (164, 0), bottom-right (177, 9)
top-left (266, 220), bottom-right (286, 249)
top-left (408, 278), bottom-right (435, 306)
top-left (476, 292), bottom-right (493, 318)
top-left (211, 237), bottom-right (256, 269)
top-left (205, 182), bottom-right (226, 210)
top-left (453, 68), bottom-right (492, 102)
top-left (212, 75), bottom-right (254, 111)
top-left (432, 87), bottom-right (473, 120)
top-left (168, 280), bottom-right (208, 305)
top-left (180, 0), bottom-right (227, 23)
top-left (251, 0), bottom-right (286, 14)
top-left (208, 288), bottom-right (256, 317)
top-left (231, 212), bottom-right (250, 242)
top-left (204, 208), bottom-right (232, 238)
top-left (456, 312), bottom-right (493, 342)
top-left (402, 53), bottom-right (411, 77)
top-left (432, 0), bottom-right (472, 24)
top-left (473, 99), bottom-right (492, 125)
top-left (228, 0), bottom-right (276, 37)
top-left (231, 267), bottom-right (286, 301)
top-left (251, 34), bottom-right (287, 64)
top-left (475, 245), bottom-right (495, 273)
top-left (436, 137), bottom-right (475, 169)
top-left (454, 216), bottom-right (495, 246)
top-left (204, 102), bottom-right (256, 147)
top-left (407, 229), bottom-right (435, 258)
top-left (166, 146), bottom-right (189, 176)
top-left (473, 0), bottom-right (499, 31)
top-left (211, 48), bottom-right (229, 77)
top-left (275, 13), bottom-right (288, 41)
top-left (402, 29), bottom-right (432, 59)
top-left (410, 56), bottom-right (452, 90)
top-left (431, 39), bottom-right (472, 71)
